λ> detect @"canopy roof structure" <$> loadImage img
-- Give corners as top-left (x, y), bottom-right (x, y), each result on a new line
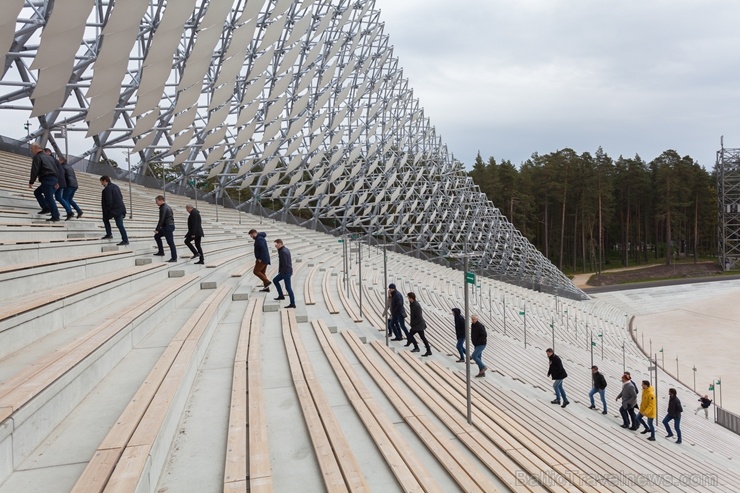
top-left (1, 0), bottom-right (586, 299)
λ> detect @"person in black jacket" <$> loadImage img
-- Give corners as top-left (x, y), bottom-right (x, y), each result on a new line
top-left (546, 348), bottom-right (569, 408)
top-left (695, 395), bottom-right (712, 419)
top-left (29, 143), bottom-right (60, 221)
top-left (184, 205), bottom-right (204, 264)
top-left (99, 175), bottom-right (128, 244)
top-left (470, 315), bottom-right (487, 377)
top-left (153, 195), bottom-right (177, 262)
top-left (249, 229), bottom-right (271, 291)
top-left (589, 366), bottom-right (608, 414)
top-left (663, 388), bottom-right (683, 444)
top-left (45, 148), bottom-right (72, 219)
top-left (406, 292), bottom-right (431, 356)
top-left (452, 308), bottom-right (466, 362)
top-left (61, 157), bottom-right (83, 219)
top-left (272, 239), bottom-right (296, 308)
top-left (389, 284), bottom-right (408, 341)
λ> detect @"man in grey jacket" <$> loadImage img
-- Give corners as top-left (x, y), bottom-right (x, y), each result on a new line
top-left (616, 374), bottom-right (638, 429)
top-left (153, 195), bottom-right (177, 262)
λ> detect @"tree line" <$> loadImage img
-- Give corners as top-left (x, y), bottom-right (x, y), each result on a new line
top-left (468, 148), bottom-right (717, 274)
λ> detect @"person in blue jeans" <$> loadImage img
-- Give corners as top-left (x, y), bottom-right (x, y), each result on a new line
top-left (388, 284), bottom-right (408, 341)
top-left (272, 239), bottom-right (296, 308)
top-left (28, 143), bottom-right (60, 221)
top-left (546, 348), bottom-right (569, 408)
top-left (44, 148), bottom-right (72, 219)
top-left (452, 308), bottom-right (466, 362)
top-left (61, 157), bottom-right (83, 219)
top-left (588, 366), bottom-right (608, 414)
top-left (470, 315), bottom-right (487, 377)
top-left (100, 175), bottom-right (128, 244)
top-left (153, 195), bottom-right (177, 262)
top-left (663, 388), bottom-right (683, 444)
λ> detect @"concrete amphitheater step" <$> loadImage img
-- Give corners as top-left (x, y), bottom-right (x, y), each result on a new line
top-left (0, 284), bottom-right (233, 493)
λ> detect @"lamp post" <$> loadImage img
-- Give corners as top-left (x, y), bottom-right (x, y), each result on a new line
top-left (692, 365), bottom-right (697, 392)
top-left (520, 306), bottom-right (527, 348)
top-left (24, 121), bottom-right (30, 137)
top-left (379, 241), bottom-right (392, 347)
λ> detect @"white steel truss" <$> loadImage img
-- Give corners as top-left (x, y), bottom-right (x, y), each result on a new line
top-left (2, 0), bottom-right (586, 299)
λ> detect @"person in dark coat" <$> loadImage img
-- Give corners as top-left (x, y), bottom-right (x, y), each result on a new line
top-left (695, 395), bottom-right (712, 419)
top-left (663, 388), bottom-right (683, 444)
top-left (249, 229), bottom-right (271, 291)
top-left (272, 239), bottom-right (296, 308)
top-left (546, 348), bottom-right (569, 408)
top-left (589, 366), bottom-right (608, 414)
top-left (45, 148), bottom-right (72, 219)
top-left (153, 195), bottom-right (177, 262)
top-left (616, 374), bottom-right (638, 429)
top-left (29, 142), bottom-right (60, 221)
top-left (452, 308), bottom-right (466, 362)
top-left (470, 315), bottom-right (487, 377)
top-left (184, 205), bottom-right (204, 264)
top-left (406, 292), bottom-right (431, 356)
top-left (99, 175), bottom-right (128, 244)
top-left (389, 284), bottom-right (408, 341)
top-left (61, 157), bottom-right (83, 219)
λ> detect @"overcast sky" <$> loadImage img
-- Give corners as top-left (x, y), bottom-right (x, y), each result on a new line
top-left (375, 0), bottom-right (740, 169)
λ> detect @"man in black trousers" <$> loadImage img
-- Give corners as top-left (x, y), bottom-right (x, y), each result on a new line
top-left (184, 204), bottom-right (204, 264)
top-left (100, 175), bottom-right (128, 245)
top-left (406, 292), bottom-right (432, 357)
top-left (153, 195), bottom-right (177, 262)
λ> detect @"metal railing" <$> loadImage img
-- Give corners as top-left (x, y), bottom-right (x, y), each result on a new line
top-left (716, 407), bottom-right (740, 436)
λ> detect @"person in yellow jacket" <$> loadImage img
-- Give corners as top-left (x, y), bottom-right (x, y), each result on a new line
top-left (636, 380), bottom-right (656, 441)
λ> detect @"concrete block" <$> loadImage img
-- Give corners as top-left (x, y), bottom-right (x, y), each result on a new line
top-left (320, 267), bottom-right (326, 271)
top-left (200, 281), bottom-right (217, 289)
top-left (296, 258), bottom-right (302, 263)
top-left (168, 270), bottom-right (185, 278)
top-left (232, 292), bottom-right (249, 301)
top-left (101, 246), bottom-right (119, 252)
top-left (295, 312), bottom-right (308, 323)
top-left (263, 303), bottom-right (279, 312)
top-left (331, 272), bottom-right (338, 276)
top-left (358, 336), bottom-right (367, 344)
top-left (328, 326), bottom-right (338, 334)
top-left (67, 233), bottom-right (87, 239)
top-left (136, 258), bottom-right (153, 266)
top-left (308, 263), bottom-right (315, 267)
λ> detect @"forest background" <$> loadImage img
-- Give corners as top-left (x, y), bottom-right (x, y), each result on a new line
top-left (467, 147), bottom-right (717, 274)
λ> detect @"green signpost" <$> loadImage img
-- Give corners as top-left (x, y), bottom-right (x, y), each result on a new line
top-left (465, 271), bottom-right (476, 285)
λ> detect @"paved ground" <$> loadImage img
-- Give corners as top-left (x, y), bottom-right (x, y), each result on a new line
top-left (589, 278), bottom-right (740, 415)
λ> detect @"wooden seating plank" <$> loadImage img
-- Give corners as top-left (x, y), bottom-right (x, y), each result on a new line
top-left (335, 274), bottom-right (363, 323)
top-left (247, 306), bottom-right (271, 487)
top-left (0, 263), bottom-right (165, 322)
top-left (312, 320), bottom-right (441, 493)
top-left (280, 311), bottom-right (350, 492)
top-left (341, 331), bottom-right (497, 493)
top-left (0, 276), bottom-right (197, 415)
top-left (321, 270), bottom-right (340, 314)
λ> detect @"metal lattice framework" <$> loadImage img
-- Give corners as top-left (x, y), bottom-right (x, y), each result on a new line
top-left (717, 144), bottom-right (740, 271)
top-left (2, 0), bottom-right (586, 299)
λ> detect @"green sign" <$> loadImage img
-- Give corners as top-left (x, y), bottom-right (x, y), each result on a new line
top-left (519, 310), bottom-right (525, 316)
top-left (338, 239), bottom-right (344, 243)
top-left (188, 179), bottom-right (195, 186)
top-left (465, 272), bottom-right (476, 285)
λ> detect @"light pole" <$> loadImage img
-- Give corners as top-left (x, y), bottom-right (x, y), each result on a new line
top-left (358, 238), bottom-right (363, 317)
top-left (379, 241), bottom-right (392, 347)
top-left (520, 306), bottom-right (527, 348)
top-left (24, 121), bottom-right (30, 137)
top-left (622, 339), bottom-right (626, 374)
top-left (550, 318), bottom-right (555, 353)
top-left (692, 366), bottom-right (697, 392)
top-left (502, 295), bottom-right (506, 336)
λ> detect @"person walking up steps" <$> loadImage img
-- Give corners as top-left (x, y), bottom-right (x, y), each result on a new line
top-left (61, 157), bottom-right (83, 219)
top-left (616, 374), bottom-right (637, 429)
top-left (389, 284), bottom-right (408, 341)
top-left (249, 229), bottom-right (271, 291)
top-left (546, 348), bottom-right (569, 408)
top-left (589, 366), bottom-right (608, 414)
top-left (406, 292), bottom-right (431, 357)
top-left (100, 175), bottom-right (128, 245)
top-left (663, 388), bottom-right (683, 444)
top-left (29, 142), bottom-right (60, 221)
top-left (471, 315), bottom-right (487, 377)
top-left (153, 195), bottom-right (177, 262)
top-left (272, 239), bottom-right (296, 308)
top-left (695, 395), bottom-right (712, 419)
top-left (637, 380), bottom-right (656, 441)
top-left (452, 308), bottom-right (466, 363)
top-left (184, 205), bottom-right (204, 264)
